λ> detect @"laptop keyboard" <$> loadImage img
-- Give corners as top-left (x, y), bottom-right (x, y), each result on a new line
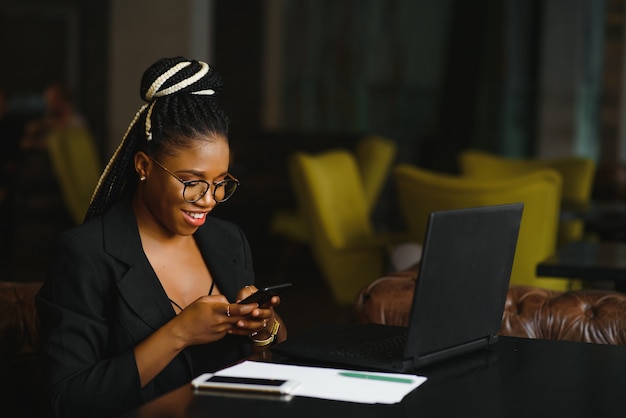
top-left (330, 332), bottom-right (408, 360)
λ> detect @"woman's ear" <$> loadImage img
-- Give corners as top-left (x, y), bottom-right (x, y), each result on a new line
top-left (134, 151), bottom-right (150, 179)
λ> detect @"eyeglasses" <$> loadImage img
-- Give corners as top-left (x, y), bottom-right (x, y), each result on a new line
top-left (148, 157), bottom-right (239, 203)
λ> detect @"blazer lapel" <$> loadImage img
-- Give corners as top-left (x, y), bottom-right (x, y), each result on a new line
top-left (194, 219), bottom-right (252, 303)
top-left (103, 199), bottom-right (174, 332)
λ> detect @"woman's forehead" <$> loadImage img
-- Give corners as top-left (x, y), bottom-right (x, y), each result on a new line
top-left (161, 139), bottom-right (230, 167)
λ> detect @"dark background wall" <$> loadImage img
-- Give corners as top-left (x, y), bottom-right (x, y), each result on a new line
top-left (0, 1), bottom-right (108, 156)
top-left (1, 0), bottom-right (624, 281)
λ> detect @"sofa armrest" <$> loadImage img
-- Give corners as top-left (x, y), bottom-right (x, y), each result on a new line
top-left (0, 281), bottom-right (45, 417)
top-left (0, 281), bottom-right (42, 358)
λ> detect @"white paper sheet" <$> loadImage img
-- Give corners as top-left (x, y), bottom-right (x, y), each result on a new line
top-left (210, 360), bottom-right (427, 404)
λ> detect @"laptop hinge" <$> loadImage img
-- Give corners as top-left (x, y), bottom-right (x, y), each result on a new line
top-left (411, 336), bottom-right (495, 369)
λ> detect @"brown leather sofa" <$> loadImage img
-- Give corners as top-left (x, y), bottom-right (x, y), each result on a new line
top-left (354, 269), bottom-right (626, 345)
top-left (0, 281), bottom-right (45, 418)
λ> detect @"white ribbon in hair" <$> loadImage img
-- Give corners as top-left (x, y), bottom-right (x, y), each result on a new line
top-left (145, 60), bottom-right (215, 140)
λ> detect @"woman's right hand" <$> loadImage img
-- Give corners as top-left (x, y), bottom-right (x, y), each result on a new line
top-left (173, 295), bottom-right (257, 347)
top-left (134, 294), bottom-right (258, 388)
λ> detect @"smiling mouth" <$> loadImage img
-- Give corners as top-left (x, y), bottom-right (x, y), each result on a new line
top-left (184, 210), bottom-right (206, 219)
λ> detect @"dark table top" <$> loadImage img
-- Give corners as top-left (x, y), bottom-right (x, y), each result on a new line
top-left (561, 199), bottom-right (626, 241)
top-left (561, 199), bottom-right (626, 220)
top-left (536, 240), bottom-right (626, 281)
top-left (119, 336), bottom-right (626, 418)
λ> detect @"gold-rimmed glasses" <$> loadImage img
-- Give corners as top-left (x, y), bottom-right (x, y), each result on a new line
top-left (149, 157), bottom-right (239, 203)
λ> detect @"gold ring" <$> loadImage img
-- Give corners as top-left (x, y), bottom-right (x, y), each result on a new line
top-left (226, 305), bottom-right (231, 317)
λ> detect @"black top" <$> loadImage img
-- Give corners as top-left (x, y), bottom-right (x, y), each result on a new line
top-left (36, 196), bottom-right (255, 418)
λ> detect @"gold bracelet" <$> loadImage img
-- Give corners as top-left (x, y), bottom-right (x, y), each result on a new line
top-left (250, 318), bottom-right (280, 347)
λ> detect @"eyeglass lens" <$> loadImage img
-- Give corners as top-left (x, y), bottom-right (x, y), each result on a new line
top-left (183, 180), bottom-right (238, 203)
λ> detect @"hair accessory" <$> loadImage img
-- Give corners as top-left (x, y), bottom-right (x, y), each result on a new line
top-left (145, 100), bottom-right (157, 141)
top-left (191, 89), bottom-right (215, 95)
top-left (145, 61), bottom-right (209, 100)
top-left (143, 60), bottom-right (211, 141)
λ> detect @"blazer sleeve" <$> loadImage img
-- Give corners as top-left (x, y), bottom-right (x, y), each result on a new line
top-left (37, 230), bottom-right (143, 418)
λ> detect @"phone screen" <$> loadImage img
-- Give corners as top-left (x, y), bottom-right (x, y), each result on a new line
top-left (206, 376), bottom-right (288, 386)
top-left (192, 373), bottom-right (299, 395)
top-left (238, 283), bottom-right (293, 305)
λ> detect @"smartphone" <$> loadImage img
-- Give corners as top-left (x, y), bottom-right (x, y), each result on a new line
top-left (192, 373), bottom-right (300, 395)
top-left (238, 283), bottom-right (293, 305)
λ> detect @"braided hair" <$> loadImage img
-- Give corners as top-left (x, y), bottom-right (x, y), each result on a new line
top-left (85, 57), bottom-right (229, 221)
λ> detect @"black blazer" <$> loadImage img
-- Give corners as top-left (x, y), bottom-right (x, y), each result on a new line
top-left (36, 197), bottom-right (255, 418)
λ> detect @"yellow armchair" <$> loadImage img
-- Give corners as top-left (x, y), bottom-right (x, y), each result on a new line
top-left (47, 126), bottom-right (101, 224)
top-left (355, 135), bottom-right (397, 211)
top-left (270, 135), bottom-right (397, 245)
top-left (458, 150), bottom-right (596, 246)
top-left (289, 149), bottom-right (397, 306)
top-left (393, 163), bottom-right (567, 291)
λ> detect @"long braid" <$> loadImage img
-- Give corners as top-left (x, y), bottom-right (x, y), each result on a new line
top-left (85, 104), bottom-right (147, 220)
top-left (84, 57), bottom-right (228, 222)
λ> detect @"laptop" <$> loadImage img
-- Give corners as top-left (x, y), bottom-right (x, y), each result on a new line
top-left (271, 203), bottom-right (523, 372)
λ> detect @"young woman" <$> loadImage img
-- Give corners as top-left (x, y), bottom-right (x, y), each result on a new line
top-left (36, 57), bottom-right (286, 418)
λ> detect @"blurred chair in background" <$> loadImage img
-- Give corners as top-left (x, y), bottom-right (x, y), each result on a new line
top-left (19, 82), bottom-right (101, 225)
top-left (269, 136), bottom-right (397, 282)
top-left (393, 163), bottom-right (567, 291)
top-left (270, 135), bottom-right (397, 245)
top-left (6, 84), bottom-right (97, 280)
top-left (47, 125), bottom-right (101, 224)
top-left (289, 149), bottom-right (406, 306)
top-left (458, 149), bottom-right (596, 247)
top-left (354, 135), bottom-right (397, 211)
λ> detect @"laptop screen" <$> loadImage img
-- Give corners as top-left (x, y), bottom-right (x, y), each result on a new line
top-left (405, 203), bottom-right (523, 357)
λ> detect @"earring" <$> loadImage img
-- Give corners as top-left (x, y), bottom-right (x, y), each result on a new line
top-left (140, 176), bottom-right (146, 181)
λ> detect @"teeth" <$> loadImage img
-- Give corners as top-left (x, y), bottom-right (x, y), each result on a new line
top-left (186, 211), bottom-right (205, 219)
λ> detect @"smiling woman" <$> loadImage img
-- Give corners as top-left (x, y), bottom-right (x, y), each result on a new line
top-left (35, 57), bottom-right (286, 418)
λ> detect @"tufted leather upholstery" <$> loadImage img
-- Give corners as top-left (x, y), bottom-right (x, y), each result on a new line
top-left (354, 269), bottom-right (419, 328)
top-left (501, 285), bottom-right (626, 344)
top-left (354, 269), bottom-right (626, 345)
top-left (0, 281), bottom-right (45, 418)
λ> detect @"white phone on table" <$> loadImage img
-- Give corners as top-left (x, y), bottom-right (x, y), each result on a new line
top-left (192, 373), bottom-right (300, 395)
